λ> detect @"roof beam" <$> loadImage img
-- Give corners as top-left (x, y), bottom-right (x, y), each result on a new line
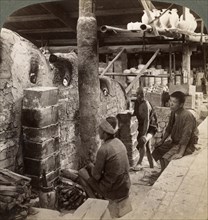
top-left (17, 27), bottom-right (73, 34)
top-left (40, 3), bottom-right (77, 31)
top-left (5, 14), bottom-right (57, 23)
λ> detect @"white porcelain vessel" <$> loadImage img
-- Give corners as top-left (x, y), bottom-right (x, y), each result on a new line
top-left (141, 10), bottom-right (150, 24)
top-left (168, 9), bottom-right (179, 28)
top-left (159, 9), bottom-right (170, 28)
top-left (179, 10), bottom-right (197, 32)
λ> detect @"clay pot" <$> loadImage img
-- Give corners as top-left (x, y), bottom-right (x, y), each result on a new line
top-left (168, 9), bottom-right (179, 28)
top-left (159, 9), bottom-right (170, 28)
top-left (141, 10), bottom-right (150, 24)
top-left (179, 10), bottom-right (197, 32)
top-left (152, 9), bottom-right (161, 27)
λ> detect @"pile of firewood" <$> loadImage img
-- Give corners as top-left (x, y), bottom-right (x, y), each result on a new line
top-left (0, 169), bottom-right (31, 220)
top-left (57, 179), bottom-right (87, 211)
top-left (56, 168), bottom-right (88, 211)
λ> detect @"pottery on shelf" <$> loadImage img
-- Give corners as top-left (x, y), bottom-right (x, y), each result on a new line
top-left (178, 9), bottom-right (197, 32)
top-left (159, 9), bottom-right (170, 28)
top-left (168, 9), bottom-right (179, 28)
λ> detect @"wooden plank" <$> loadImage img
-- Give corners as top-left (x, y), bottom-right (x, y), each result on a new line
top-left (83, 199), bottom-right (109, 219)
top-left (18, 27), bottom-right (73, 34)
top-left (104, 72), bottom-right (137, 76)
top-left (5, 14), bottom-right (56, 23)
top-left (100, 48), bottom-right (125, 76)
top-left (47, 44), bottom-right (183, 54)
top-left (72, 198), bottom-right (110, 219)
top-left (125, 49), bottom-right (160, 94)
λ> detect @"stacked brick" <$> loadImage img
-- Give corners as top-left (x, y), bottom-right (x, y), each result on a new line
top-left (152, 107), bottom-right (171, 147)
top-left (22, 87), bottom-right (60, 187)
top-left (169, 84), bottom-right (196, 109)
top-left (117, 112), bottom-right (139, 167)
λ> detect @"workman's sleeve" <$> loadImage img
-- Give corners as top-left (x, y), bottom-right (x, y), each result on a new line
top-left (141, 102), bottom-right (150, 136)
top-left (91, 146), bottom-right (106, 181)
top-left (179, 113), bottom-right (196, 146)
top-left (165, 111), bottom-right (174, 135)
top-left (133, 101), bottom-right (138, 116)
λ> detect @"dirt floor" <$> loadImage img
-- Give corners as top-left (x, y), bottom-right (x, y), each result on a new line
top-left (119, 156), bottom-right (161, 219)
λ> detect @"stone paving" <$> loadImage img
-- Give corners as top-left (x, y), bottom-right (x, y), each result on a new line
top-left (122, 117), bottom-right (208, 220)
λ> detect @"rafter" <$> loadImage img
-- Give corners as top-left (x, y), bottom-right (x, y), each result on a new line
top-left (5, 14), bottom-right (57, 23)
top-left (40, 3), bottom-right (77, 32)
top-left (17, 27), bottom-right (73, 34)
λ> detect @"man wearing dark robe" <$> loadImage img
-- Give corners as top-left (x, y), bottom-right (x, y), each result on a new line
top-left (152, 91), bottom-right (198, 172)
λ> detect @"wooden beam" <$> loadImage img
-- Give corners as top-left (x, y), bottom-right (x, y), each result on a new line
top-left (47, 44), bottom-right (183, 54)
top-left (5, 14), bottom-right (56, 23)
top-left (70, 8), bottom-right (144, 18)
top-left (40, 3), bottom-right (77, 31)
top-left (100, 48), bottom-right (125, 76)
top-left (35, 39), bottom-right (77, 45)
top-left (125, 49), bottom-right (160, 94)
top-left (18, 27), bottom-right (73, 34)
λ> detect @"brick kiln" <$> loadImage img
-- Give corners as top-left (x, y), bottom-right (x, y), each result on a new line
top-left (0, 28), bottom-right (130, 187)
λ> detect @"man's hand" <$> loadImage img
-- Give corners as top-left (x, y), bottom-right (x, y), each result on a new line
top-left (85, 162), bottom-right (94, 175)
top-left (171, 153), bottom-right (183, 160)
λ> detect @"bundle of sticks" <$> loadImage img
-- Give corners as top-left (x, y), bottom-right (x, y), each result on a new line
top-left (0, 169), bottom-right (31, 220)
top-left (57, 179), bottom-right (87, 211)
top-left (57, 168), bottom-right (88, 211)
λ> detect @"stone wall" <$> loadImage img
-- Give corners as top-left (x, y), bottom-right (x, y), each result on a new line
top-left (49, 52), bottom-right (80, 170)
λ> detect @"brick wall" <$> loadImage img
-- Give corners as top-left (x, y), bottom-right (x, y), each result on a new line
top-left (153, 107), bottom-right (171, 146)
top-left (22, 87), bottom-right (60, 186)
top-left (50, 53), bottom-right (80, 170)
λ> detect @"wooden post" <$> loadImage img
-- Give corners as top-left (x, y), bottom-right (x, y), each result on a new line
top-left (169, 43), bottom-right (173, 84)
top-left (77, 0), bottom-right (100, 165)
top-left (182, 44), bottom-right (192, 84)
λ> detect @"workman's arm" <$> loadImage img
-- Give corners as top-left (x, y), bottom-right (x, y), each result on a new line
top-left (141, 101), bottom-right (150, 136)
top-left (172, 113), bottom-right (196, 160)
top-left (91, 147), bottom-right (106, 181)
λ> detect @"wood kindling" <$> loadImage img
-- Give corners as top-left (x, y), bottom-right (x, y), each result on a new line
top-left (125, 49), bottom-right (160, 94)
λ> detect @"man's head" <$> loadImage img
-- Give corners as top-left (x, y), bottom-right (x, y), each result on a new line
top-left (99, 116), bottom-right (118, 140)
top-left (169, 91), bottom-right (186, 112)
top-left (136, 87), bottom-right (145, 102)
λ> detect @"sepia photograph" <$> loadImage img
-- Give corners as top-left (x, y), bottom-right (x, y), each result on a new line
top-left (0, 0), bottom-right (207, 219)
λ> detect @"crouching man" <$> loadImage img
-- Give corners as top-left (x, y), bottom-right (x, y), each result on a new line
top-left (152, 91), bottom-right (198, 173)
top-left (79, 116), bottom-right (131, 201)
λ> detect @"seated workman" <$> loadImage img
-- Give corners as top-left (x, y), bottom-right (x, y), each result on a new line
top-left (79, 116), bottom-right (131, 201)
top-left (152, 91), bottom-right (199, 173)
